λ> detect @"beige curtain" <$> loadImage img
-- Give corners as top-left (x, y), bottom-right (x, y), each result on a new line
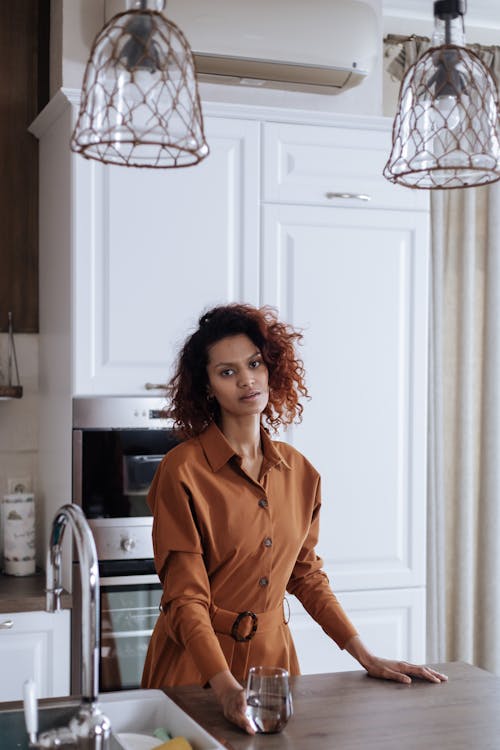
top-left (384, 38), bottom-right (500, 673)
top-left (384, 35), bottom-right (500, 87)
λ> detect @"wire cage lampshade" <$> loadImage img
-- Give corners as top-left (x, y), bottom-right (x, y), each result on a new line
top-left (384, 0), bottom-right (500, 189)
top-left (71, 0), bottom-right (209, 168)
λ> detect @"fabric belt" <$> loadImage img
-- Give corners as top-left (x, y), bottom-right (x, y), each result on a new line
top-left (210, 602), bottom-right (285, 642)
top-left (210, 602), bottom-right (286, 682)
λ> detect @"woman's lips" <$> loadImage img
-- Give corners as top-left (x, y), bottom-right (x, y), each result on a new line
top-left (240, 391), bottom-right (260, 401)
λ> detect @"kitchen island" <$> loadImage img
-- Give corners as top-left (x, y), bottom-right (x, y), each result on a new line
top-left (166, 662), bottom-right (500, 750)
top-left (1, 662), bottom-right (498, 748)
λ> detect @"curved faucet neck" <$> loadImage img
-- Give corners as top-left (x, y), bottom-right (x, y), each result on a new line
top-left (46, 504), bottom-right (100, 703)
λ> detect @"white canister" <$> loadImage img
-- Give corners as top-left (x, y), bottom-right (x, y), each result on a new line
top-left (2, 493), bottom-right (36, 576)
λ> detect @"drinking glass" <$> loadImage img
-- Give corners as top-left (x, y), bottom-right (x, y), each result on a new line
top-left (245, 666), bottom-right (293, 733)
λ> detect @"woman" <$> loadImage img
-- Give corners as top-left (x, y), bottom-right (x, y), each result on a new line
top-left (142, 303), bottom-right (447, 734)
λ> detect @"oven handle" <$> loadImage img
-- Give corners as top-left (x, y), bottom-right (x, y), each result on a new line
top-left (99, 558), bottom-right (156, 577)
top-left (126, 455), bottom-right (164, 463)
top-left (100, 574), bottom-right (161, 586)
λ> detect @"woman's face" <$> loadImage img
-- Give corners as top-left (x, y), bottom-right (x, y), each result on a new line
top-left (206, 334), bottom-right (269, 421)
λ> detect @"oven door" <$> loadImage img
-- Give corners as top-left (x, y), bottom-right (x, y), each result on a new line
top-left (99, 571), bottom-right (162, 692)
top-left (71, 560), bottom-right (162, 694)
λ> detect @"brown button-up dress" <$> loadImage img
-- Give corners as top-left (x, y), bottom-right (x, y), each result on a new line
top-left (141, 421), bottom-right (357, 688)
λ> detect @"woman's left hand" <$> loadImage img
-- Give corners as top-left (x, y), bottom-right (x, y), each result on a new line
top-left (344, 635), bottom-right (448, 684)
top-left (361, 655), bottom-right (448, 684)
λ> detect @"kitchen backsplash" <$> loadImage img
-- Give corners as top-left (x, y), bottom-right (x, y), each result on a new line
top-left (0, 334), bottom-right (39, 565)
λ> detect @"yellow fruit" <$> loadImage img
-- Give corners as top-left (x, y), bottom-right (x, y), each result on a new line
top-left (153, 738), bottom-right (193, 750)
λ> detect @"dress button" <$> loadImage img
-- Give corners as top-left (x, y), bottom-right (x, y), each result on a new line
top-left (258, 498), bottom-right (268, 508)
top-left (259, 576), bottom-right (269, 587)
top-left (263, 537), bottom-right (272, 548)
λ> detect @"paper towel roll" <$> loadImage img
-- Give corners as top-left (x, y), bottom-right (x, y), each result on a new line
top-left (2, 493), bottom-right (36, 576)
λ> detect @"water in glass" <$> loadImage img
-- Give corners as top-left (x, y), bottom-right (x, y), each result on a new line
top-left (246, 666), bottom-right (293, 733)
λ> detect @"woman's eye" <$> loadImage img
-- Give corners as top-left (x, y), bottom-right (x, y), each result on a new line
top-left (249, 359), bottom-right (261, 369)
top-left (220, 368), bottom-right (234, 377)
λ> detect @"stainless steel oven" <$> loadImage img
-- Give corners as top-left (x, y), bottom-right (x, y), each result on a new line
top-left (71, 397), bottom-right (180, 693)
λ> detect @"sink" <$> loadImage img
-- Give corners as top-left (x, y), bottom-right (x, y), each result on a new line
top-left (0, 698), bottom-right (79, 749)
top-left (101, 689), bottom-right (224, 748)
top-left (0, 690), bottom-right (224, 750)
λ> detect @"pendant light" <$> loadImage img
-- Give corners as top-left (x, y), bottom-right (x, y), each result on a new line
top-left (71, 0), bottom-right (209, 168)
top-left (384, 0), bottom-right (500, 189)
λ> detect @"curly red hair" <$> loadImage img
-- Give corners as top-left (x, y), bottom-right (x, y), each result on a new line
top-left (166, 303), bottom-right (309, 436)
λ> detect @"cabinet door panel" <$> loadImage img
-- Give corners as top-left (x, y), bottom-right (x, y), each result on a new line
top-left (74, 117), bottom-right (260, 395)
top-left (262, 205), bottom-right (429, 591)
top-left (287, 588), bottom-right (426, 675)
top-left (0, 610), bottom-right (70, 700)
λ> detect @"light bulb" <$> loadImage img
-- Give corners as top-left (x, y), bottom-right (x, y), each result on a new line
top-left (421, 94), bottom-right (462, 136)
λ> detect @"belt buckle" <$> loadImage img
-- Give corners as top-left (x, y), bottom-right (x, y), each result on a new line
top-left (231, 611), bottom-right (258, 642)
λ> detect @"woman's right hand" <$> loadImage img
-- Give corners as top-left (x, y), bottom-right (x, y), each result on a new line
top-left (210, 670), bottom-right (255, 734)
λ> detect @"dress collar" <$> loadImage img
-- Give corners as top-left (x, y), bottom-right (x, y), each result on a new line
top-left (198, 421), bottom-right (291, 473)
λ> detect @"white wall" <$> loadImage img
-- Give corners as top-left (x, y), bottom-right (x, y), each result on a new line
top-left (50, 0), bottom-right (104, 96)
top-left (54, 0), bottom-right (385, 116)
top-left (52, 1), bottom-right (498, 119)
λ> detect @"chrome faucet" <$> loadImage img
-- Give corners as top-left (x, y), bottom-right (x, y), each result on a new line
top-left (34, 503), bottom-right (111, 748)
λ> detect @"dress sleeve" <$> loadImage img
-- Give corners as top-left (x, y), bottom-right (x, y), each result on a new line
top-left (286, 476), bottom-right (358, 649)
top-left (148, 460), bottom-right (229, 683)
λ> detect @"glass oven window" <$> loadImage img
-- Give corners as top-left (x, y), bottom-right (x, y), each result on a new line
top-left (122, 454), bottom-right (164, 496)
top-left (81, 429), bottom-right (180, 518)
top-left (100, 583), bottom-right (162, 692)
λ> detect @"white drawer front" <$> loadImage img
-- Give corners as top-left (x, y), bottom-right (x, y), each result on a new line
top-left (262, 121), bottom-right (429, 211)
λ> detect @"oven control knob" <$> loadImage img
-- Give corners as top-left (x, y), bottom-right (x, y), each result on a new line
top-left (120, 536), bottom-right (136, 553)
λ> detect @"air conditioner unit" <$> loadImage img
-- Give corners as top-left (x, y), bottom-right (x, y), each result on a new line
top-left (106, 0), bottom-right (379, 93)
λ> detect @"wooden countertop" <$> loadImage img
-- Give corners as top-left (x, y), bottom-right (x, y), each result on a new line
top-left (166, 662), bottom-right (500, 750)
top-left (0, 571), bottom-right (71, 613)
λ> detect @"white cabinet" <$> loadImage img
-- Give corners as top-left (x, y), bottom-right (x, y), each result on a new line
top-left (261, 119), bottom-right (429, 671)
top-left (262, 120), bottom-right (428, 211)
top-left (0, 610), bottom-right (70, 701)
top-left (288, 588), bottom-right (426, 675)
top-left (32, 93), bottom-right (260, 397)
top-left (72, 115), bottom-right (260, 395)
top-left (261, 204), bottom-right (429, 593)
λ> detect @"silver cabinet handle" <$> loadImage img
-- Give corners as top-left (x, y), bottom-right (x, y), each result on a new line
top-left (144, 383), bottom-right (166, 391)
top-left (325, 192), bottom-right (371, 202)
top-left (0, 619), bottom-right (14, 629)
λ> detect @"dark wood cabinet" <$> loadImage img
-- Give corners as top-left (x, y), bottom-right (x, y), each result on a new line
top-left (0, 0), bottom-right (50, 333)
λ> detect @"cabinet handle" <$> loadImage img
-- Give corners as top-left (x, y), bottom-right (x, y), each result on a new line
top-left (0, 619), bottom-right (14, 629)
top-left (144, 383), bottom-right (167, 391)
top-left (325, 192), bottom-right (371, 202)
